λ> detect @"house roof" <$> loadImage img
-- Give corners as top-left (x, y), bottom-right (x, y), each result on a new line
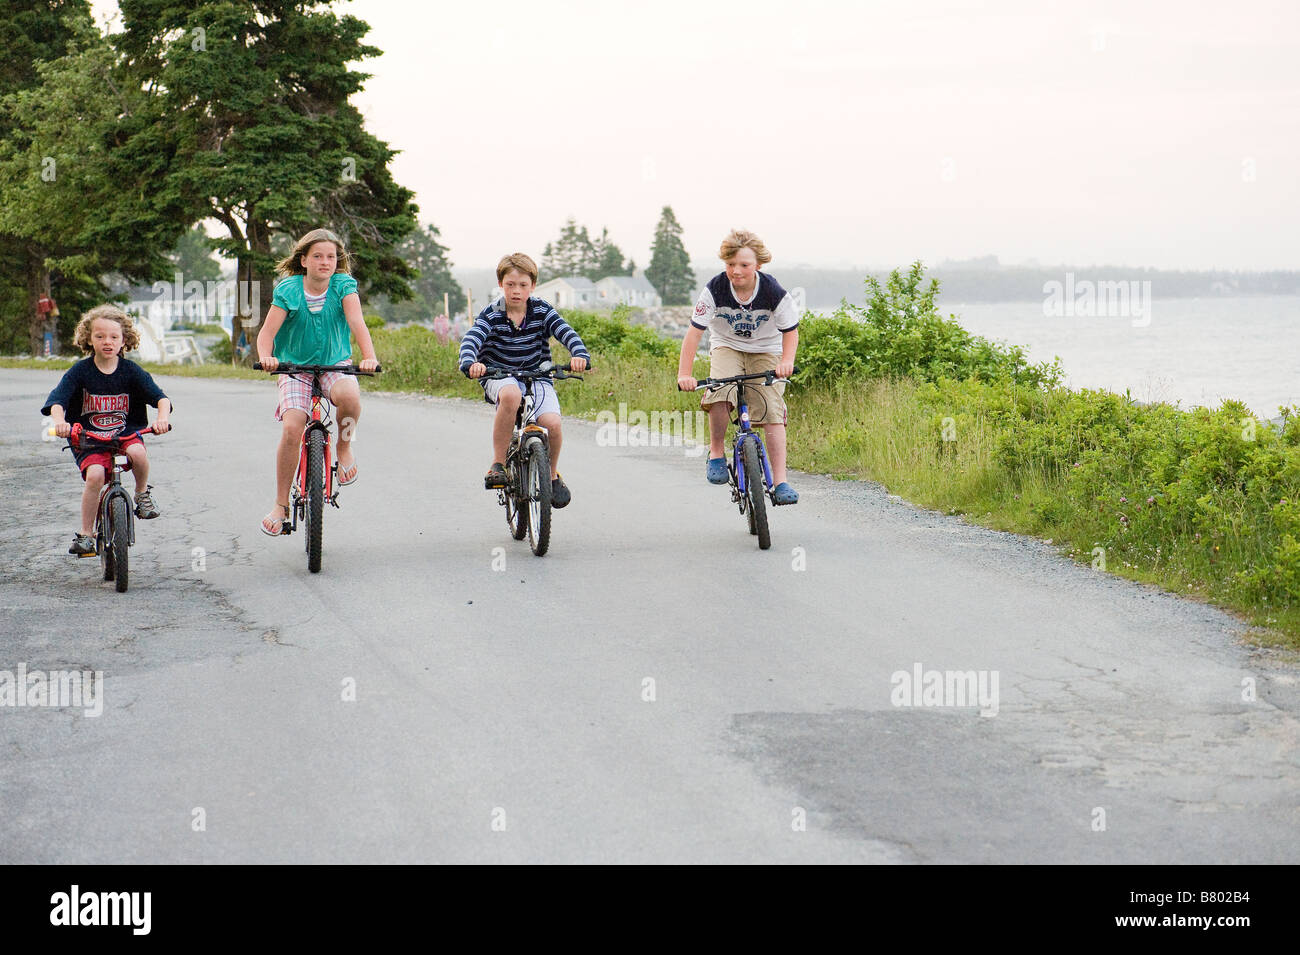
top-left (596, 275), bottom-right (657, 293)
top-left (537, 276), bottom-right (596, 291)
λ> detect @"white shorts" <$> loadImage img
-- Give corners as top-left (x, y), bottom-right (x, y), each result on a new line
top-left (482, 377), bottom-right (560, 421)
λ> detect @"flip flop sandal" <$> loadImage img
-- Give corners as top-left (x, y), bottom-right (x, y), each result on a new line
top-left (261, 505), bottom-right (290, 537)
top-left (337, 460), bottom-right (359, 486)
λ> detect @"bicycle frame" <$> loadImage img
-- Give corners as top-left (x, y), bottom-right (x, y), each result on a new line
top-left (98, 452), bottom-right (137, 548)
top-left (730, 378), bottom-right (774, 501)
top-left (292, 371), bottom-right (335, 527)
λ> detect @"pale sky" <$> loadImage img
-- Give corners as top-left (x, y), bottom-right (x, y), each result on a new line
top-left (93, 0), bottom-right (1300, 271)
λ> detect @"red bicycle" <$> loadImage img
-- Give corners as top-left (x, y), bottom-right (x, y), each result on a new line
top-left (255, 361), bottom-right (380, 573)
top-left (56, 424), bottom-right (166, 592)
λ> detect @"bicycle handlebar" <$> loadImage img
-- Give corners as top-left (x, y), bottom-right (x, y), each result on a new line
top-left (476, 360), bottom-right (590, 381)
top-left (61, 423), bottom-right (168, 450)
top-left (683, 366), bottom-right (799, 391)
top-left (254, 362), bottom-right (382, 375)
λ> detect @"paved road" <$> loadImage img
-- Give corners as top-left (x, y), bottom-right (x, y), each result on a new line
top-left (1, 369), bottom-right (1297, 863)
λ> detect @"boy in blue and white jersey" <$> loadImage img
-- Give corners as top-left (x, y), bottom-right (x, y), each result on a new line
top-left (677, 230), bottom-right (801, 504)
top-left (460, 253), bottom-right (590, 507)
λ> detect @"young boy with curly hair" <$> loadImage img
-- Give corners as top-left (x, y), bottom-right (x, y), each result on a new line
top-left (42, 305), bottom-right (173, 556)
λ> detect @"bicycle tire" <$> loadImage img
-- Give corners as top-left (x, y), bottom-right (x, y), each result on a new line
top-left (111, 495), bottom-right (130, 592)
top-left (525, 438), bottom-right (552, 557)
top-left (307, 428), bottom-right (325, 573)
top-left (742, 439), bottom-right (771, 550)
top-left (506, 462), bottom-right (529, 540)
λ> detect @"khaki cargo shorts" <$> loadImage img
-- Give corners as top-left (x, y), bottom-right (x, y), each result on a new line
top-left (700, 347), bottom-right (786, 426)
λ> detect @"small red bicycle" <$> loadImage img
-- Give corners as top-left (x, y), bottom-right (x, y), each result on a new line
top-left (255, 361), bottom-right (380, 573)
top-left (56, 424), bottom-right (167, 592)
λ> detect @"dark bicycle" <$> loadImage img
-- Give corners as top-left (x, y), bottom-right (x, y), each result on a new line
top-left (57, 423), bottom-right (166, 592)
top-left (684, 368), bottom-right (796, 550)
top-left (255, 361), bottom-right (380, 573)
top-left (480, 361), bottom-right (586, 557)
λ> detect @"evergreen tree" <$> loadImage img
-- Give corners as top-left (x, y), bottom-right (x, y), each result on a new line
top-left (590, 227), bottom-right (631, 279)
top-left (115, 0), bottom-right (419, 359)
top-left (166, 225), bottom-right (222, 284)
top-left (373, 222), bottom-right (465, 322)
top-left (646, 206), bottom-right (695, 305)
top-left (0, 4), bottom-right (185, 353)
top-left (540, 218), bottom-right (594, 282)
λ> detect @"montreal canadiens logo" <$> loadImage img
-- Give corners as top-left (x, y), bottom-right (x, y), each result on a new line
top-left (89, 412), bottom-right (125, 432)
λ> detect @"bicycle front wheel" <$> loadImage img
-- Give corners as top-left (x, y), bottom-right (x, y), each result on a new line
top-left (525, 438), bottom-right (552, 557)
top-left (99, 513), bottom-right (114, 582)
top-left (111, 495), bottom-right (131, 591)
top-left (306, 428), bottom-right (325, 573)
top-left (742, 439), bottom-right (771, 550)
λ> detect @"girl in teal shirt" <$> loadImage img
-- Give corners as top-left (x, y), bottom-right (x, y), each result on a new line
top-left (256, 228), bottom-right (379, 537)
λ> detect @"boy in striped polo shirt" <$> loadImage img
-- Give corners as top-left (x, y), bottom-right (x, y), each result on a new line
top-left (460, 253), bottom-right (590, 507)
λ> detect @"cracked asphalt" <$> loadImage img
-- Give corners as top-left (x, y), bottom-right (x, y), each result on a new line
top-left (1, 369), bottom-right (1297, 863)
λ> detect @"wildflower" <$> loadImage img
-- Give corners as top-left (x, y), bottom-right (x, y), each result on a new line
top-left (1119, 496), bottom-right (1128, 504)
top-left (1146, 496), bottom-right (1155, 505)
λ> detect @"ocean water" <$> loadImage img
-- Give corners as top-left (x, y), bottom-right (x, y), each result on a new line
top-left (909, 295), bottom-right (1300, 418)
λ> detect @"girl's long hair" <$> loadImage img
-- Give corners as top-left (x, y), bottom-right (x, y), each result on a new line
top-left (275, 228), bottom-right (352, 278)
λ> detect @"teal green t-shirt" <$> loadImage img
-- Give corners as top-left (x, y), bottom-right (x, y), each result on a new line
top-left (270, 272), bottom-right (359, 365)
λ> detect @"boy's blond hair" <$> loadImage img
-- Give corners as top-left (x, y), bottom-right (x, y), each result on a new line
top-left (276, 228), bottom-right (353, 277)
top-left (74, 305), bottom-right (140, 354)
top-left (496, 252), bottom-right (538, 285)
top-left (719, 229), bottom-right (773, 265)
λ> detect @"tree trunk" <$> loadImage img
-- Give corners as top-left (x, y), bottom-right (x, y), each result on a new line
top-left (24, 243), bottom-right (46, 357)
top-left (247, 219), bottom-right (274, 364)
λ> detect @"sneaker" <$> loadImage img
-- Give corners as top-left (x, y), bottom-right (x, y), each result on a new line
top-left (706, 457), bottom-right (728, 485)
top-left (69, 533), bottom-right (96, 557)
top-left (484, 462), bottom-right (507, 489)
top-left (134, 486), bottom-right (160, 519)
top-left (551, 474), bottom-right (571, 508)
top-left (773, 481), bottom-right (799, 505)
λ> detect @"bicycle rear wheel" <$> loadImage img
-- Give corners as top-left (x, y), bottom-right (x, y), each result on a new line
top-left (111, 495), bottom-right (130, 591)
top-left (742, 439), bottom-right (771, 550)
top-left (306, 428), bottom-right (325, 573)
top-left (525, 438), bottom-right (552, 557)
top-left (506, 475), bottom-right (529, 540)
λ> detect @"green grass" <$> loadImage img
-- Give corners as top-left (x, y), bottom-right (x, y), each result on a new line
top-left (1, 355), bottom-right (265, 380)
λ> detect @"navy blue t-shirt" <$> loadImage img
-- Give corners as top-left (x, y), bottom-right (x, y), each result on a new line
top-left (42, 357), bottom-right (170, 440)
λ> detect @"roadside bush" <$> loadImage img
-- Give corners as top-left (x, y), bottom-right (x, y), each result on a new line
top-left (798, 261), bottom-right (1061, 388)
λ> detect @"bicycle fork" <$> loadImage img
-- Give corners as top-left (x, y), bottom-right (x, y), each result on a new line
top-left (731, 432), bottom-right (774, 500)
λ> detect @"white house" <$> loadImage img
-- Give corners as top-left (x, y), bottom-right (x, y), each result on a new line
top-left (534, 276), bottom-right (598, 310)
top-left (596, 275), bottom-right (661, 308)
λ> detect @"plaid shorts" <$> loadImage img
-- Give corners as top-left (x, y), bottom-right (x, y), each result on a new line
top-left (275, 362), bottom-right (354, 420)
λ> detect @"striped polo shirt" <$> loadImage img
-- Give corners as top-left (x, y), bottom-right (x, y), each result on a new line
top-left (458, 297), bottom-right (590, 373)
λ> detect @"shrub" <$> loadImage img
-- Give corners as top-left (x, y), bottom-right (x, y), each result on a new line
top-left (797, 261), bottom-right (1061, 388)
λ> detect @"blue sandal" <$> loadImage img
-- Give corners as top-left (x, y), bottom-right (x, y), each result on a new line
top-left (706, 457), bottom-right (728, 485)
top-left (773, 482), bottom-right (799, 505)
